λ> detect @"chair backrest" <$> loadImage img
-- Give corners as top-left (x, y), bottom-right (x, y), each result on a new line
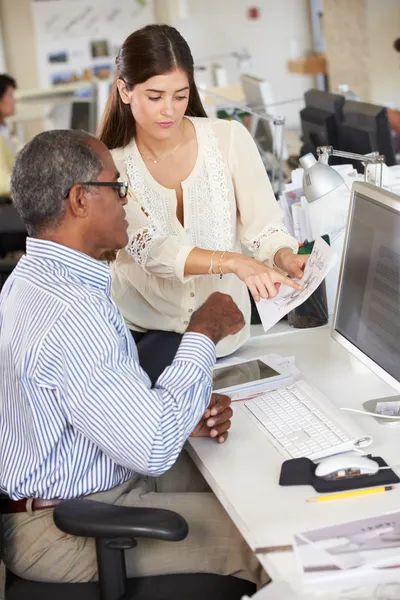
top-left (0, 495), bottom-right (7, 565)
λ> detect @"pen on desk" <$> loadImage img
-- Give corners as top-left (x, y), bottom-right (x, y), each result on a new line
top-left (254, 544), bottom-right (293, 554)
top-left (307, 485), bottom-right (396, 503)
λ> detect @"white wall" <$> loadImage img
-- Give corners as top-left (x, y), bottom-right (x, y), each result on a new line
top-left (366, 0), bottom-right (400, 108)
top-left (0, 0), bottom-right (313, 133)
top-left (0, 22), bottom-right (6, 72)
top-left (0, 0), bottom-right (39, 89)
top-left (172, 0), bottom-right (314, 128)
top-left (0, 0), bottom-right (42, 138)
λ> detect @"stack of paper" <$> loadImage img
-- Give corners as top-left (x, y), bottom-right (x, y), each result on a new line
top-left (294, 510), bottom-right (400, 596)
top-left (278, 178), bottom-right (353, 245)
top-left (278, 168), bottom-right (357, 314)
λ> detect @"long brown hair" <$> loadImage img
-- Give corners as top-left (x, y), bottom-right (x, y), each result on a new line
top-left (98, 24), bottom-right (207, 150)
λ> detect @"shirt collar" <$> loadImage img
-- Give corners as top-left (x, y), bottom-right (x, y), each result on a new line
top-left (26, 237), bottom-right (112, 293)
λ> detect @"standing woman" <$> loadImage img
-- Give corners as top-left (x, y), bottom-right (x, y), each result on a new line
top-left (0, 74), bottom-right (17, 197)
top-left (99, 25), bottom-right (306, 384)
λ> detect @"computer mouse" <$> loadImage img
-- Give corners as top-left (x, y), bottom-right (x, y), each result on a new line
top-left (315, 454), bottom-right (380, 480)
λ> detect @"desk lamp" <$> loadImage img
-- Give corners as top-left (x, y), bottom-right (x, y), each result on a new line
top-left (299, 146), bottom-right (386, 203)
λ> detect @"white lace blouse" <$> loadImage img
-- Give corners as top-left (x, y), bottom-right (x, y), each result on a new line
top-left (110, 116), bottom-right (298, 357)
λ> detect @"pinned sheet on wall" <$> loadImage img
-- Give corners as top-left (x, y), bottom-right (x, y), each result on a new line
top-left (30, 0), bottom-right (154, 88)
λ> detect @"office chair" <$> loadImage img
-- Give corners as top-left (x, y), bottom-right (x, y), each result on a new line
top-left (0, 495), bottom-right (256, 600)
top-left (0, 203), bottom-right (26, 255)
top-left (0, 201), bottom-right (26, 291)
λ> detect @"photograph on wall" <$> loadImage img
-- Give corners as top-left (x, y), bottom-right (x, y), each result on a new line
top-left (51, 71), bottom-right (79, 85)
top-left (90, 39), bottom-right (109, 58)
top-left (48, 50), bottom-right (68, 63)
top-left (92, 64), bottom-right (113, 80)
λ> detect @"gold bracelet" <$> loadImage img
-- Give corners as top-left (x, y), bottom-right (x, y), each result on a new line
top-left (218, 251), bottom-right (227, 279)
top-left (208, 250), bottom-right (218, 274)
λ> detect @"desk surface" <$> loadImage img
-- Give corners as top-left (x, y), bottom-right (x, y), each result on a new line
top-left (187, 323), bottom-right (400, 589)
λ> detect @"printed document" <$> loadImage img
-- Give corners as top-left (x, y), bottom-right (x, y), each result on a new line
top-left (256, 237), bottom-right (337, 332)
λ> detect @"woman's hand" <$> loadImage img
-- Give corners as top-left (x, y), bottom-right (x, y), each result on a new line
top-left (227, 254), bottom-right (303, 302)
top-left (274, 248), bottom-right (308, 279)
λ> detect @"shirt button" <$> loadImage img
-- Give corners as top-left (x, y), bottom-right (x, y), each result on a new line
top-left (184, 320), bottom-right (189, 325)
top-left (188, 309), bottom-right (193, 313)
top-left (190, 292), bottom-right (195, 297)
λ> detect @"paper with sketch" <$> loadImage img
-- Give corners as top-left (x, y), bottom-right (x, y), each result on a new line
top-left (256, 237), bottom-right (337, 332)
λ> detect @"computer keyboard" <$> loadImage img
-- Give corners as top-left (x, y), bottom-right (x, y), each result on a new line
top-left (242, 380), bottom-right (372, 461)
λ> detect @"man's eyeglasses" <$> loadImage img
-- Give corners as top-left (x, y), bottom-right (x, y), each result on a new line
top-left (63, 181), bottom-right (129, 199)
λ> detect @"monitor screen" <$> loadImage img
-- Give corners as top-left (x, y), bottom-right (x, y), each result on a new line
top-left (240, 73), bottom-right (289, 160)
top-left (299, 89), bottom-right (344, 162)
top-left (70, 102), bottom-right (91, 132)
top-left (338, 101), bottom-right (396, 170)
top-left (334, 185), bottom-right (400, 385)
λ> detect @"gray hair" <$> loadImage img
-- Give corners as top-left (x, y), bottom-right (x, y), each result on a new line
top-left (11, 129), bottom-right (103, 236)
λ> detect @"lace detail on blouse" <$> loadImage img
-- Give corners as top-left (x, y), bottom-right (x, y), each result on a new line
top-left (124, 153), bottom-right (179, 266)
top-left (123, 120), bottom-right (236, 267)
top-left (187, 122), bottom-right (235, 251)
top-left (244, 223), bottom-right (290, 252)
top-left (125, 224), bottom-right (158, 267)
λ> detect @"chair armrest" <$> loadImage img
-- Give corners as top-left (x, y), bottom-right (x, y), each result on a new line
top-left (53, 498), bottom-right (188, 542)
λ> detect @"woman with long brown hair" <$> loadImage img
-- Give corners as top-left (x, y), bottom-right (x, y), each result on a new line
top-left (99, 24), bottom-right (305, 384)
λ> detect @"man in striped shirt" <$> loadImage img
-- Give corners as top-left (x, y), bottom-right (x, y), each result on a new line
top-left (0, 130), bottom-right (264, 585)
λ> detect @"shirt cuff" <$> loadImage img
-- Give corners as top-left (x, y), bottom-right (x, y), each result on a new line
top-left (256, 234), bottom-right (299, 267)
top-left (175, 244), bottom-right (195, 283)
top-left (273, 245), bottom-right (298, 268)
top-left (173, 332), bottom-right (216, 377)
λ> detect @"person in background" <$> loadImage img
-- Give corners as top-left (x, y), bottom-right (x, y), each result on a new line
top-left (387, 38), bottom-right (400, 135)
top-left (0, 129), bottom-right (266, 586)
top-left (0, 74), bottom-right (16, 197)
top-left (388, 107), bottom-right (400, 135)
top-left (98, 24), bottom-right (306, 385)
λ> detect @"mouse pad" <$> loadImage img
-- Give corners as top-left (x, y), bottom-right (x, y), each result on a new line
top-left (279, 455), bottom-right (400, 492)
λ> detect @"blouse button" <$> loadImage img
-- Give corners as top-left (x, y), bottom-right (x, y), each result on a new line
top-left (190, 292), bottom-right (195, 297)
top-left (184, 320), bottom-right (189, 325)
top-left (188, 309), bottom-right (193, 313)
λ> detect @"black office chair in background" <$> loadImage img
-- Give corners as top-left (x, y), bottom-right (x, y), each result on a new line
top-left (0, 495), bottom-right (256, 600)
top-left (0, 199), bottom-right (26, 291)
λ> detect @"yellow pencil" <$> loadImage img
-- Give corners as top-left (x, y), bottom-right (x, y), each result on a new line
top-left (308, 485), bottom-right (396, 503)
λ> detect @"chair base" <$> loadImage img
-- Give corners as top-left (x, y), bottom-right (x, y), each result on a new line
top-left (6, 569), bottom-right (256, 600)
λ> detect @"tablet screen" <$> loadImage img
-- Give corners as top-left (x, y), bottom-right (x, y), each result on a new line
top-left (213, 360), bottom-right (280, 391)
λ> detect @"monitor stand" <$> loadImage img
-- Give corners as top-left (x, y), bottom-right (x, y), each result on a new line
top-left (363, 397), bottom-right (400, 425)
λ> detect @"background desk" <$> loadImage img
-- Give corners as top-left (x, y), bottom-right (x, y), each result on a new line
top-left (187, 323), bottom-right (400, 591)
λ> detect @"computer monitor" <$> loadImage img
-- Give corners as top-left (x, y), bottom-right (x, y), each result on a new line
top-left (240, 73), bottom-right (289, 160)
top-left (332, 181), bottom-right (400, 400)
top-left (70, 102), bottom-right (91, 132)
top-left (338, 100), bottom-right (396, 171)
top-left (299, 89), bottom-right (345, 161)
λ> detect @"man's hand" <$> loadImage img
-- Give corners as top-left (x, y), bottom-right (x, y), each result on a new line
top-left (191, 393), bottom-right (232, 444)
top-left (187, 292), bottom-right (245, 345)
top-left (274, 248), bottom-right (309, 279)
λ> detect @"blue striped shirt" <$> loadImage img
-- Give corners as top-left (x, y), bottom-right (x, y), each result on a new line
top-left (0, 238), bottom-right (215, 500)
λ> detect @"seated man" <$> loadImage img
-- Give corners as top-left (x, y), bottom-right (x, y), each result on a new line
top-left (0, 130), bottom-right (265, 585)
top-left (0, 74), bottom-right (17, 197)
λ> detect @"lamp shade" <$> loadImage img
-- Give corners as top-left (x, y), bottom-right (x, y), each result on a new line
top-left (300, 153), bottom-right (344, 203)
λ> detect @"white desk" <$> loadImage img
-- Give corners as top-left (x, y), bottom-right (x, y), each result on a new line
top-left (187, 323), bottom-right (400, 591)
